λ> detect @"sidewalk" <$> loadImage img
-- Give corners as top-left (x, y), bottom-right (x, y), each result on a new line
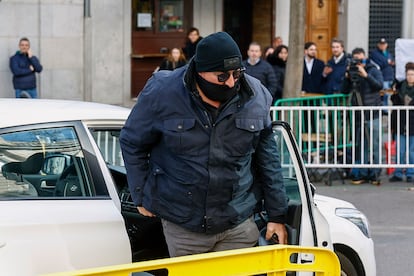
top-left (311, 169), bottom-right (414, 190)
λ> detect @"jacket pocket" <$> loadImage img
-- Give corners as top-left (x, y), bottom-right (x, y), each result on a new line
top-left (224, 118), bottom-right (265, 156)
top-left (163, 118), bottom-right (203, 155)
top-left (147, 165), bottom-right (194, 223)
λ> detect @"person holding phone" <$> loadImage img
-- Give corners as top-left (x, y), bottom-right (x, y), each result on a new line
top-left (9, 37), bottom-right (43, 98)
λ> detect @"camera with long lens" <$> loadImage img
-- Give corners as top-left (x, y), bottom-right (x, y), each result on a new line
top-left (348, 58), bottom-right (362, 83)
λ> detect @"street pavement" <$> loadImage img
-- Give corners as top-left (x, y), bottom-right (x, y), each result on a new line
top-left (314, 173), bottom-right (414, 275)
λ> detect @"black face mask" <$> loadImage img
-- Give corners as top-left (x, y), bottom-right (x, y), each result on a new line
top-left (196, 74), bottom-right (239, 103)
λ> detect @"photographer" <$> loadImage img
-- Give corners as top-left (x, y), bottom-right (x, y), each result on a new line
top-left (342, 47), bottom-right (383, 185)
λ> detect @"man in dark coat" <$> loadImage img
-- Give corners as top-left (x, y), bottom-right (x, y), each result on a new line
top-left (302, 41), bottom-right (325, 94)
top-left (323, 38), bottom-right (350, 95)
top-left (242, 42), bottom-right (277, 102)
top-left (120, 32), bottom-right (288, 257)
top-left (9, 37), bottom-right (43, 98)
top-left (369, 38), bottom-right (395, 89)
top-left (301, 41), bottom-right (326, 133)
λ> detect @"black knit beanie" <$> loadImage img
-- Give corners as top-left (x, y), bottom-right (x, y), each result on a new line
top-left (195, 32), bottom-right (242, 72)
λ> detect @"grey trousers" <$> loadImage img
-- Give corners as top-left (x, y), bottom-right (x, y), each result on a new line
top-left (161, 216), bottom-right (259, 257)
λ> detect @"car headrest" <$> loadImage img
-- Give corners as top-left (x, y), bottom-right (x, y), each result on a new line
top-left (2, 152), bottom-right (44, 176)
top-left (20, 152), bottom-right (44, 174)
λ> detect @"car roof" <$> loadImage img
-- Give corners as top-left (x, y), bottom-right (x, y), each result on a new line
top-left (0, 99), bottom-right (131, 128)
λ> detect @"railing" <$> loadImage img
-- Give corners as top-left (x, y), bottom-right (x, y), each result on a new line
top-left (270, 104), bottom-right (414, 170)
top-left (42, 245), bottom-right (340, 276)
top-left (274, 93), bottom-right (350, 107)
top-left (91, 94), bottom-right (412, 179)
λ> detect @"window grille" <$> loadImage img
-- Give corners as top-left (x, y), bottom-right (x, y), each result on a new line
top-left (369, 0), bottom-right (403, 55)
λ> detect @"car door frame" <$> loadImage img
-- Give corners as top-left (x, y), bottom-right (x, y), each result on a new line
top-left (272, 121), bottom-right (333, 251)
top-left (0, 121), bottom-right (131, 275)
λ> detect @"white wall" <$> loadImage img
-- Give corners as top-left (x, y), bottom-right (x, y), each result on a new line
top-left (402, 0), bottom-right (414, 38)
top-left (0, 0), bottom-right (85, 100)
top-left (0, 0), bottom-right (131, 106)
top-left (40, 1), bottom-right (84, 100)
top-left (344, 0), bottom-right (369, 54)
top-left (0, 0), bottom-right (44, 98)
top-left (87, 0), bottom-right (130, 105)
top-left (275, 0), bottom-right (290, 45)
top-left (193, 0), bottom-right (223, 37)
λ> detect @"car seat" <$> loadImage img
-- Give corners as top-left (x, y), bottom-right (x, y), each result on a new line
top-left (1, 152), bottom-right (44, 181)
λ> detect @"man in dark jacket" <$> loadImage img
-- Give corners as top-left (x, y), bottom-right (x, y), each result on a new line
top-left (182, 27), bottom-right (203, 60)
top-left (369, 38), bottom-right (395, 108)
top-left (301, 42), bottom-right (326, 133)
top-left (342, 47), bottom-right (384, 185)
top-left (242, 42), bottom-right (277, 102)
top-left (323, 38), bottom-right (350, 94)
top-left (120, 32), bottom-right (288, 257)
top-left (302, 41), bottom-right (325, 94)
top-left (9, 37), bottom-right (43, 98)
top-left (369, 38), bottom-right (395, 89)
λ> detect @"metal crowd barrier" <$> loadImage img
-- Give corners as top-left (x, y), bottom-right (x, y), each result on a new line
top-left (91, 93), bottom-right (412, 183)
top-left (274, 93), bottom-right (350, 107)
top-left (43, 245), bottom-right (340, 276)
top-left (270, 104), bottom-right (414, 170)
top-left (274, 93), bottom-right (351, 159)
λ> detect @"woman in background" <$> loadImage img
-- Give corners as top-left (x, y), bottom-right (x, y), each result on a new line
top-left (159, 47), bottom-right (187, 71)
top-left (267, 44), bottom-right (288, 103)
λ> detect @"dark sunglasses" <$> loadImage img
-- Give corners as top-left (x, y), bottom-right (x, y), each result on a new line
top-left (217, 68), bottom-right (245, 83)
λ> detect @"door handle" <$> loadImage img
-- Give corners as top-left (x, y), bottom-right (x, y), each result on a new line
top-left (0, 242), bottom-right (6, 249)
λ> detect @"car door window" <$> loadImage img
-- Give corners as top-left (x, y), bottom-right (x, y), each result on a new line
top-left (0, 126), bottom-right (94, 199)
top-left (272, 126), bottom-right (301, 203)
top-left (90, 129), bottom-right (124, 167)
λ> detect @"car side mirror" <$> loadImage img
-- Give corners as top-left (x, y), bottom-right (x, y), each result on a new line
top-left (42, 155), bottom-right (69, 175)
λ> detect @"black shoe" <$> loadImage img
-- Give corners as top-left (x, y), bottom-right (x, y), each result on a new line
top-left (389, 175), bottom-right (403, 182)
top-left (370, 179), bottom-right (381, 186)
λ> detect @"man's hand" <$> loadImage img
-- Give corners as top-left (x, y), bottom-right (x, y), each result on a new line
top-left (137, 206), bottom-right (156, 217)
top-left (27, 48), bottom-right (33, 58)
top-left (357, 64), bottom-right (368, 78)
top-left (29, 65), bottom-right (34, 71)
top-left (265, 222), bottom-right (288, 244)
top-left (323, 66), bottom-right (333, 76)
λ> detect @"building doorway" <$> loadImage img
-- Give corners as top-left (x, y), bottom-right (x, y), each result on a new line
top-left (130, 0), bottom-right (193, 98)
top-left (223, 0), bottom-right (274, 59)
top-left (305, 0), bottom-right (338, 62)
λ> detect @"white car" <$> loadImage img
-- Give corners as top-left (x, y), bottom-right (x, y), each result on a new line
top-left (0, 99), bottom-right (375, 275)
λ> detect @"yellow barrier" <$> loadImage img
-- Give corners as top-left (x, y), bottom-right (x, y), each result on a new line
top-left (43, 245), bottom-right (340, 276)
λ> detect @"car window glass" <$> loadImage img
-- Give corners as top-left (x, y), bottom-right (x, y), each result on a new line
top-left (0, 127), bottom-right (94, 199)
top-left (273, 127), bottom-right (301, 203)
top-left (90, 130), bottom-right (124, 167)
